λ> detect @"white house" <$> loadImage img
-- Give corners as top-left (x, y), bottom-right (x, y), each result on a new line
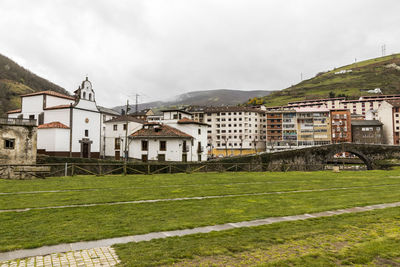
top-left (98, 106), bottom-right (120, 158)
top-left (7, 77), bottom-right (104, 158)
top-left (130, 122), bottom-right (195, 162)
top-left (103, 115), bottom-right (145, 160)
top-left (127, 110), bottom-right (209, 162)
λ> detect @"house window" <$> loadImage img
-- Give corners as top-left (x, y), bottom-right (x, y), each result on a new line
top-left (89, 93), bottom-right (92, 101)
top-left (113, 125), bottom-right (117, 131)
top-left (114, 138), bottom-right (120, 150)
top-left (198, 128), bottom-right (201, 135)
top-left (83, 92), bottom-right (86, 99)
top-left (182, 153), bottom-right (187, 162)
top-left (158, 154), bottom-right (165, 162)
top-left (198, 154), bottom-right (202, 161)
top-left (160, 140), bottom-right (166, 151)
top-left (141, 154), bottom-right (148, 162)
top-left (141, 140), bottom-right (148, 151)
top-left (4, 139), bottom-right (15, 149)
top-left (123, 124), bottom-right (127, 130)
top-left (173, 114), bottom-right (178, 119)
top-left (85, 130), bottom-right (89, 137)
top-left (29, 115), bottom-right (35, 120)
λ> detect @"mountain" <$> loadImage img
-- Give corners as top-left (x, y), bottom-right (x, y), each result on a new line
top-left (0, 53), bottom-right (69, 116)
top-left (248, 53), bottom-right (400, 107)
top-left (114, 89), bottom-right (273, 113)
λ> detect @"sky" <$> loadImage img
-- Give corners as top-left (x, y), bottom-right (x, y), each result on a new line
top-left (1, 0), bottom-right (400, 108)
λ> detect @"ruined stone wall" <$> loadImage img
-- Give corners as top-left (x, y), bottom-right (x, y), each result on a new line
top-left (0, 124), bottom-right (37, 164)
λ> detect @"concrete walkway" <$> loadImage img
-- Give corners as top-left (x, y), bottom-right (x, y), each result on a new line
top-left (1, 201), bottom-right (400, 262)
top-left (2, 183), bottom-right (399, 213)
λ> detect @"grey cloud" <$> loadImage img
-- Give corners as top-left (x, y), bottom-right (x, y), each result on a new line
top-left (0, 0), bottom-right (400, 107)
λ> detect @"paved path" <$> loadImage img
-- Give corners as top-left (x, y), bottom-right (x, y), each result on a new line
top-left (1, 201), bottom-right (400, 263)
top-left (2, 183), bottom-right (399, 213)
top-left (0, 247), bottom-right (120, 267)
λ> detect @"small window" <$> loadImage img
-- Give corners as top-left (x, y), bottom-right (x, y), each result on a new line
top-left (113, 125), bottom-right (118, 131)
top-left (123, 124), bottom-right (127, 130)
top-left (85, 130), bottom-right (89, 137)
top-left (142, 140), bottom-right (148, 151)
top-left (4, 139), bottom-right (15, 149)
top-left (158, 154), bottom-right (165, 162)
top-left (89, 93), bottom-right (92, 101)
top-left (198, 128), bottom-right (201, 135)
top-left (141, 154), bottom-right (148, 162)
top-left (160, 140), bottom-right (166, 151)
top-left (29, 115), bottom-right (35, 120)
top-left (114, 138), bottom-right (121, 150)
top-left (83, 92), bottom-right (86, 99)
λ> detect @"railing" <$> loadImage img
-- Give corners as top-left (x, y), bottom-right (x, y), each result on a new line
top-left (0, 162), bottom-right (365, 179)
top-left (0, 117), bottom-right (36, 126)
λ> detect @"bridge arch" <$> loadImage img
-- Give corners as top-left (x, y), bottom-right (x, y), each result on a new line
top-left (325, 148), bottom-right (373, 170)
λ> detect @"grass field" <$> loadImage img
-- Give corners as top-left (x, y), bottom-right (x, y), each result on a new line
top-left (2, 170), bottom-right (400, 265)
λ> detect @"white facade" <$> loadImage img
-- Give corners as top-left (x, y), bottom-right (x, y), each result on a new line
top-left (377, 101), bottom-right (395, 145)
top-left (7, 78), bottom-right (103, 158)
top-left (104, 117), bottom-right (144, 159)
top-left (130, 138), bottom-right (192, 162)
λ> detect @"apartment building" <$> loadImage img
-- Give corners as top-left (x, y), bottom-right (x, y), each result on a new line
top-left (377, 100), bottom-right (400, 145)
top-left (296, 108), bottom-right (331, 146)
top-left (330, 109), bottom-right (351, 143)
top-left (265, 109), bottom-right (298, 149)
top-left (287, 97), bottom-right (345, 109)
top-left (196, 106), bottom-right (267, 157)
top-left (351, 120), bottom-right (383, 144)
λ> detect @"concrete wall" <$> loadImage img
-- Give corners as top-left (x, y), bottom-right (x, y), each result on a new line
top-left (130, 138), bottom-right (191, 162)
top-left (0, 124), bottom-right (37, 164)
top-left (377, 102), bottom-right (394, 144)
top-left (37, 128), bottom-right (70, 152)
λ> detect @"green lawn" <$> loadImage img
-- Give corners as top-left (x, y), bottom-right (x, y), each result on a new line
top-left (1, 170), bottom-right (400, 264)
top-left (115, 206), bottom-right (400, 266)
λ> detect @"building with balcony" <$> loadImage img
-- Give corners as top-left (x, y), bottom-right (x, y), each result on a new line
top-left (196, 106), bottom-right (266, 157)
top-left (330, 109), bottom-right (351, 143)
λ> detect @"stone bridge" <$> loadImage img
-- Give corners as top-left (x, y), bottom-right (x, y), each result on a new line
top-left (217, 143), bottom-right (400, 170)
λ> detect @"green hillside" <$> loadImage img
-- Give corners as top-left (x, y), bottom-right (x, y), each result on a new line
top-left (0, 53), bottom-right (69, 116)
top-left (248, 54), bottom-right (400, 107)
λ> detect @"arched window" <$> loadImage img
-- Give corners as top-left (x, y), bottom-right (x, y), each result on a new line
top-left (89, 93), bottom-right (92, 101)
top-left (83, 92), bottom-right (86, 99)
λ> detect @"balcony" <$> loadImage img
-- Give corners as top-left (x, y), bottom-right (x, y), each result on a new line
top-left (0, 117), bottom-right (36, 126)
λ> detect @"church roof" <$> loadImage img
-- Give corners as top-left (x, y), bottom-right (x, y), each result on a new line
top-left (38, 121), bottom-right (70, 129)
top-left (44, 104), bottom-right (72, 110)
top-left (20, 91), bottom-right (75, 100)
top-left (6, 109), bottom-right (21, 114)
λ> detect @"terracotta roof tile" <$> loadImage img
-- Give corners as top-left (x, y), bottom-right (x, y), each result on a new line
top-left (38, 121), bottom-right (70, 129)
top-left (44, 104), bottom-right (72, 110)
top-left (131, 124), bottom-right (193, 139)
top-left (385, 99), bottom-right (400, 108)
top-left (177, 117), bottom-right (208, 125)
top-left (6, 109), bottom-right (21, 114)
top-left (21, 90), bottom-right (75, 100)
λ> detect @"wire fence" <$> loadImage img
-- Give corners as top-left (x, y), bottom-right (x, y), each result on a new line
top-left (0, 162), bottom-right (368, 179)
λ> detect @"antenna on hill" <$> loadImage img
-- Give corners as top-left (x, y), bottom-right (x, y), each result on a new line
top-left (382, 44), bottom-right (386, 56)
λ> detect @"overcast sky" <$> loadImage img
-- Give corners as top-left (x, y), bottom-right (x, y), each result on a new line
top-left (1, 0), bottom-right (400, 107)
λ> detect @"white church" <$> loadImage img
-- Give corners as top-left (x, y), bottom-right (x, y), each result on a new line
top-left (7, 77), bottom-right (118, 158)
